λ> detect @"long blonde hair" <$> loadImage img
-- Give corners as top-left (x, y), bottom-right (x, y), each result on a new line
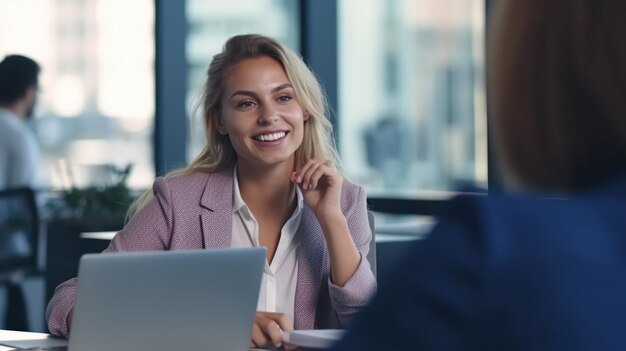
top-left (127, 34), bottom-right (340, 219)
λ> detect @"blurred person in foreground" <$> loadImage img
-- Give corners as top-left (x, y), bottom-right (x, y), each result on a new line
top-left (0, 55), bottom-right (41, 190)
top-left (328, 0), bottom-right (626, 349)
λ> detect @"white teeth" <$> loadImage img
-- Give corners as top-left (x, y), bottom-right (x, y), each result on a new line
top-left (255, 132), bottom-right (286, 141)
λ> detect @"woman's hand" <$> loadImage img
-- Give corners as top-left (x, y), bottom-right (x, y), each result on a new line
top-left (293, 160), bottom-right (361, 287)
top-left (291, 160), bottom-right (343, 221)
top-left (251, 311), bottom-right (293, 349)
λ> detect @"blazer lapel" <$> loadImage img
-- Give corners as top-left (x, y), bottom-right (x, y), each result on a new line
top-left (294, 207), bottom-right (326, 329)
top-left (199, 170), bottom-right (233, 248)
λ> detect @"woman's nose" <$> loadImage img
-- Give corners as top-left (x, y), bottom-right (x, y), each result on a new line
top-left (258, 104), bottom-right (279, 125)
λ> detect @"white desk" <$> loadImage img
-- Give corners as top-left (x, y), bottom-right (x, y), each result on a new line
top-left (0, 329), bottom-right (68, 350)
top-left (81, 229), bottom-right (430, 242)
top-left (0, 330), bottom-right (284, 350)
top-left (79, 231), bottom-right (116, 240)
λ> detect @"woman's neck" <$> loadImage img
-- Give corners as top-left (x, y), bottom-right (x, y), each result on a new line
top-left (236, 162), bottom-right (297, 218)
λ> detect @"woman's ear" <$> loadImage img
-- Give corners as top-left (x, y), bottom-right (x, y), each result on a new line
top-left (215, 119), bottom-right (228, 135)
top-left (303, 112), bottom-right (311, 122)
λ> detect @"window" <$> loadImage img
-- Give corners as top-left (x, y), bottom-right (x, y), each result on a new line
top-left (0, 0), bottom-right (155, 189)
top-left (338, 0), bottom-right (487, 196)
top-left (185, 0), bottom-right (300, 160)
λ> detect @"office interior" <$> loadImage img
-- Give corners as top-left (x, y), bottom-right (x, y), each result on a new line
top-left (0, 0), bottom-right (492, 332)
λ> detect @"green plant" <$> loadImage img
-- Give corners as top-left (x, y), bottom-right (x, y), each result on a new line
top-left (47, 164), bottom-right (135, 221)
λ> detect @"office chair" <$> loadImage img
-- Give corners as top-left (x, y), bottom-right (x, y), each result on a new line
top-left (0, 187), bottom-right (40, 331)
top-left (367, 211), bottom-right (377, 279)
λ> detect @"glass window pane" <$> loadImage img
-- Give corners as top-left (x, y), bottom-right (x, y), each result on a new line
top-left (0, 0), bottom-right (155, 189)
top-left (338, 0), bottom-right (487, 196)
top-left (185, 0), bottom-right (300, 160)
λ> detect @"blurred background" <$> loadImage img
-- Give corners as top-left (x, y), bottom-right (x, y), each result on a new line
top-left (0, 0), bottom-right (488, 332)
top-left (0, 0), bottom-right (486, 195)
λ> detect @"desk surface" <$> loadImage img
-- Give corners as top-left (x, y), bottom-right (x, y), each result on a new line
top-left (0, 329), bottom-right (67, 350)
top-left (81, 228), bottom-right (429, 242)
top-left (0, 329), bottom-right (283, 350)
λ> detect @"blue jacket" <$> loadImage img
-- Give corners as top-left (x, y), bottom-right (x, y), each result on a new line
top-left (330, 175), bottom-right (626, 350)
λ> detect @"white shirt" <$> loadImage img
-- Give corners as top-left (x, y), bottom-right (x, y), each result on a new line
top-left (230, 167), bottom-right (303, 324)
top-left (0, 107), bottom-right (39, 190)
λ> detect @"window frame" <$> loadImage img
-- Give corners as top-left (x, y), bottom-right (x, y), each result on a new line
top-left (155, 0), bottom-right (495, 214)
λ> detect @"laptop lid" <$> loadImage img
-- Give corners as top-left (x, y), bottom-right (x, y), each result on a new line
top-left (68, 248), bottom-right (266, 351)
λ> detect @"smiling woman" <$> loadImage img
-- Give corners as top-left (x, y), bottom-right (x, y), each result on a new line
top-left (219, 57), bottom-right (307, 170)
top-left (46, 34), bottom-right (377, 350)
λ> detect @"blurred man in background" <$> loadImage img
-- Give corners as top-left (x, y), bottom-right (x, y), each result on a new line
top-left (0, 54), bottom-right (41, 190)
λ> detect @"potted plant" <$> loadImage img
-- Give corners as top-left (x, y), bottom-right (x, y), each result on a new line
top-left (44, 164), bottom-right (137, 302)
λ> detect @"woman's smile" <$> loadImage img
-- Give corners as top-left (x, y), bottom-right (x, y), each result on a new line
top-left (252, 130), bottom-right (289, 143)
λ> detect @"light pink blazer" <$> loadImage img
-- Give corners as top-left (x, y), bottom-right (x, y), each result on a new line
top-left (47, 169), bottom-right (377, 336)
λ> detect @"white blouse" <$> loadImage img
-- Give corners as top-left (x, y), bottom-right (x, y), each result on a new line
top-left (230, 167), bottom-right (304, 324)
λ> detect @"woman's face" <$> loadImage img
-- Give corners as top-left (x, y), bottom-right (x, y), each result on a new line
top-left (218, 56), bottom-right (307, 172)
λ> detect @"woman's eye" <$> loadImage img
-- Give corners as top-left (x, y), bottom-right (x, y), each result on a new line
top-left (277, 95), bottom-right (292, 103)
top-left (236, 101), bottom-right (255, 110)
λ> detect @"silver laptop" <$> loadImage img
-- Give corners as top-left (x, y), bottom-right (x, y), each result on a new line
top-left (67, 248), bottom-right (265, 351)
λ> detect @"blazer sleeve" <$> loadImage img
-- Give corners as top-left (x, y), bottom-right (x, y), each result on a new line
top-left (46, 178), bottom-right (175, 336)
top-left (327, 184), bottom-right (377, 327)
top-left (329, 195), bottom-right (490, 350)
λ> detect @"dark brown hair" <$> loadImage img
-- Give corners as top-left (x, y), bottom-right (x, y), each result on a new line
top-left (489, 0), bottom-right (626, 192)
top-left (0, 55), bottom-right (40, 104)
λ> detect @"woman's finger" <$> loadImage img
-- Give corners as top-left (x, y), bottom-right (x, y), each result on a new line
top-left (304, 163), bottom-right (324, 190)
top-left (251, 319), bottom-right (270, 348)
top-left (272, 312), bottom-right (293, 332)
top-left (262, 320), bottom-right (284, 348)
top-left (307, 164), bottom-right (330, 190)
top-left (252, 312), bottom-right (294, 348)
top-left (257, 311), bottom-right (293, 331)
top-left (294, 160), bottom-right (316, 183)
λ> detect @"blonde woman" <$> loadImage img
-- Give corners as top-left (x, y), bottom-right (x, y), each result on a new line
top-left (46, 34), bottom-right (376, 349)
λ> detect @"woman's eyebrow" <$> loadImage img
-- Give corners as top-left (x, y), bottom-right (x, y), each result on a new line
top-left (228, 83), bottom-right (294, 101)
top-left (271, 83), bottom-right (293, 93)
top-left (228, 90), bottom-right (257, 100)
